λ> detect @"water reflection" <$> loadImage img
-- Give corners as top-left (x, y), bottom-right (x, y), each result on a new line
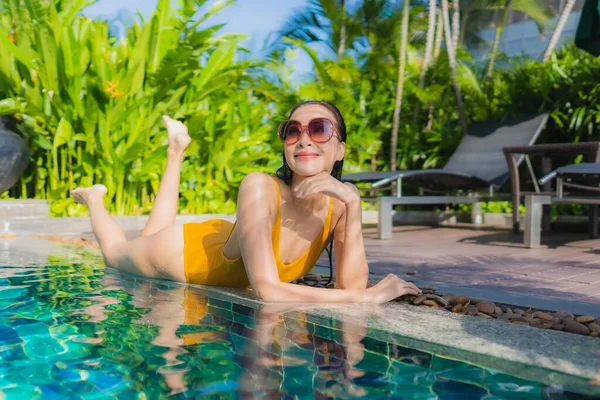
top-left (0, 257), bottom-right (598, 399)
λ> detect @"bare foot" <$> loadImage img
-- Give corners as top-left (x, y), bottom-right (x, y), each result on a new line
top-left (162, 115), bottom-right (191, 155)
top-left (71, 184), bottom-right (108, 206)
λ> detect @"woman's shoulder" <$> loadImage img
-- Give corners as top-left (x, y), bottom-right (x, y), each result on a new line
top-left (238, 172), bottom-right (280, 202)
top-left (241, 172), bottom-right (288, 191)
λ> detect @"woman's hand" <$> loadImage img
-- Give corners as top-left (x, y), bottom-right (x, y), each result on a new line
top-left (365, 274), bottom-right (422, 304)
top-left (293, 172), bottom-right (360, 205)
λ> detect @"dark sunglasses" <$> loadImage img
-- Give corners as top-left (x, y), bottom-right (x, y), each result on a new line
top-left (278, 118), bottom-right (341, 145)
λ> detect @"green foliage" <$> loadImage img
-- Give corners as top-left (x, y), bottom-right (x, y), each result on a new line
top-left (0, 0), bottom-right (276, 216)
top-left (1, 0), bottom-right (598, 219)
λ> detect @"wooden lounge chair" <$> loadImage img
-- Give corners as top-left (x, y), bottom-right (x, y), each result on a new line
top-left (524, 162), bottom-right (600, 248)
top-left (343, 114), bottom-right (549, 239)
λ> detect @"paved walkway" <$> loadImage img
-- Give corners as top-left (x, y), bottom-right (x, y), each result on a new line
top-left (318, 225), bottom-right (599, 315)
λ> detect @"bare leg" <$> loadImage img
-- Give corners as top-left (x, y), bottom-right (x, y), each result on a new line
top-left (141, 116), bottom-right (191, 237)
top-left (71, 184), bottom-right (186, 281)
top-left (71, 184), bottom-right (126, 256)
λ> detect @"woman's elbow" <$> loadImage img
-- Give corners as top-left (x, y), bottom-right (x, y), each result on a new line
top-left (253, 281), bottom-right (282, 302)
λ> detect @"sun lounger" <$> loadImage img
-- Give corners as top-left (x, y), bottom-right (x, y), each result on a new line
top-left (524, 163), bottom-right (600, 247)
top-left (343, 114), bottom-right (549, 239)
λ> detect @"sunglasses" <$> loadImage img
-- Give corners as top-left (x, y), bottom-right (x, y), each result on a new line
top-left (278, 118), bottom-right (341, 145)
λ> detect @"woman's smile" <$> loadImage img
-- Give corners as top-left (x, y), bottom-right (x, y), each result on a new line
top-left (295, 151), bottom-right (319, 161)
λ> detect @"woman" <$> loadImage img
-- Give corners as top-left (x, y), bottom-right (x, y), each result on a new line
top-left (71, 100), bottom-right (421, 303)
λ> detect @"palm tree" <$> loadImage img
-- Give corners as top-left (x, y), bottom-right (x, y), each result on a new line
top-left (441, 0), bottom-right (468, 133)
top-left (413, 0), bottom-right (437, 124)
top-left (426, 8), bottom-right (444, 131)
top-left (486, 0), bottom-right (513, 76)
top-left (452, 0), bottom-right (460, 51)
top-left (433, 7), bottom-right (444, 59)
top-left (338, 0), bottom-right (347, 60)
top-left (542, 0), bottom-right (576, 62)
top-left (277, 0), bottom-right (362, 59)
top-left (390, 0), bottom-right (410, 171)
top-left (485, 0), bottom-right (552, 76)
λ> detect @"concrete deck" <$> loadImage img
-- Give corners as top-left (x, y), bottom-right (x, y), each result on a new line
top-left (324, 225), bottom-right (600, 316)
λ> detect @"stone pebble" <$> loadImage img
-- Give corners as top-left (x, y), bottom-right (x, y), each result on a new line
top-left (533, 311), bottom-right (554, 321)
top-left (530, 319), bottom-right (552, 329)
top-left (563, 321), bottom-right (590, 335)
top-left (413, 295), bottom-right (427, 306)
top-left (295, 276), bottom-right (599, 339)
top-left (476, 301), bottom-right (496, 315)
top-left (555, 311), bottom-right (574, 321)
top-left (575, 315), bottom-right (596, 324)
top-left (588, 323), bottom-right (600, 333)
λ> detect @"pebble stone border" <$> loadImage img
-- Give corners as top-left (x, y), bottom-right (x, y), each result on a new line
top-left (293, 274), bottom-right (600, 339)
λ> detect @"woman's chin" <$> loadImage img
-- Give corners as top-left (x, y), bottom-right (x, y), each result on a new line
top-left (291, 168), bottom-right (329, 178)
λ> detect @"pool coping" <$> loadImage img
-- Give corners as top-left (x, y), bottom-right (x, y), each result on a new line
top-left (3, 235), bottom-right (600, 396)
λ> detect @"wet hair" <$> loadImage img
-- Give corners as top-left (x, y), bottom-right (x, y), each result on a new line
top-left (275, 100), bottom-right (347, 287)
top-left (275, 100), bottom-right (347, 184)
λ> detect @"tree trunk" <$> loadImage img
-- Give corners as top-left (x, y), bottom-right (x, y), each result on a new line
top-left (459, 12), bottom-right (468, 46)
top-left (451, 0), bottom-right (460, 52)
top-left (427, 9), bottom-right (444, 131)
top-left (486, 0), bottom-right (512, 77)
top-left (433, 8), bottom-right (444, 60)
top-left (413, 0), bottom-right (437, 125)
top-left (390, 0), bottom-right (410, 171)
top-left (542, 0), bottom-right (576, 62)
top-left (337, 0), bottom-right (346, 60)
top-left (441, 0), bottom-right (467, 134)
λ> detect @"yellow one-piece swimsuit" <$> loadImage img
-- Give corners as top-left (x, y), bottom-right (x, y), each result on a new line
top-left (182, 176), bottom-right (334, 288)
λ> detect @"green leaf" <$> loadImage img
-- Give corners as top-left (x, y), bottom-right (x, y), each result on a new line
top-left (193, 39), bottom-right (238, 91)
top-left (283, 37), bottom-right (332, 86)
top-left (0, 33), bottom-right (37, 70)
top-left (0, 98), bottom-right (22, 115)
top-left (53, 118), bottom-right (73, 148)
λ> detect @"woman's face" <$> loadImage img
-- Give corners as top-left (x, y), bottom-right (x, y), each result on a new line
top-left (283, 104), bottom-right (346, 179)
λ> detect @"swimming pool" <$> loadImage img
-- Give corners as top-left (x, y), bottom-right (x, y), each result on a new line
top-left (1, 238), bottom-right (599, 399)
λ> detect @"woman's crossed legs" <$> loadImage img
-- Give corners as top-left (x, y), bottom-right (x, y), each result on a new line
top-left (71, 116), bottom-right (191, 283)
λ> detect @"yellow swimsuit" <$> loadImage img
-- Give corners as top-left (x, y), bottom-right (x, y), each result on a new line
top-left (182, 177), bottom-right (334, 287)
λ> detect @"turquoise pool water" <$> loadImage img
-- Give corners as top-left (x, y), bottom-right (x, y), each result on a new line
top-left (0, 244), bottom-right (598, 399)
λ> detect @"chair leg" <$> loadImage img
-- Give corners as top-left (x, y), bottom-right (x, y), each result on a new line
top-left (471, 202), bottom-right (483, 225)
top-left (524, 195), bottom-right (550, 248)
top-left (590, 205), bottom-right (599, 238)
top-left (378, 197), bottom-right (393, 240)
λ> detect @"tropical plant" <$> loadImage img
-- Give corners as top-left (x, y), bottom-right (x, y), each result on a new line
top-left (277, 0), bottom-right (363, 59)
top-left (0, 0), bottom-right (276, 216)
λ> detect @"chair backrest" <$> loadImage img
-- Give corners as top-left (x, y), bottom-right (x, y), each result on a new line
top-left (443, 113), bottom-right (549, 187)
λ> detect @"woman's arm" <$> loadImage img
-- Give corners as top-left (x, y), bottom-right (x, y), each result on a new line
top-left (292, 173), bottom-right (420, 298)
top-left (236, 173), bottom-right (419, 303)
top-left (332, 184), bottom-right (369, 290)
